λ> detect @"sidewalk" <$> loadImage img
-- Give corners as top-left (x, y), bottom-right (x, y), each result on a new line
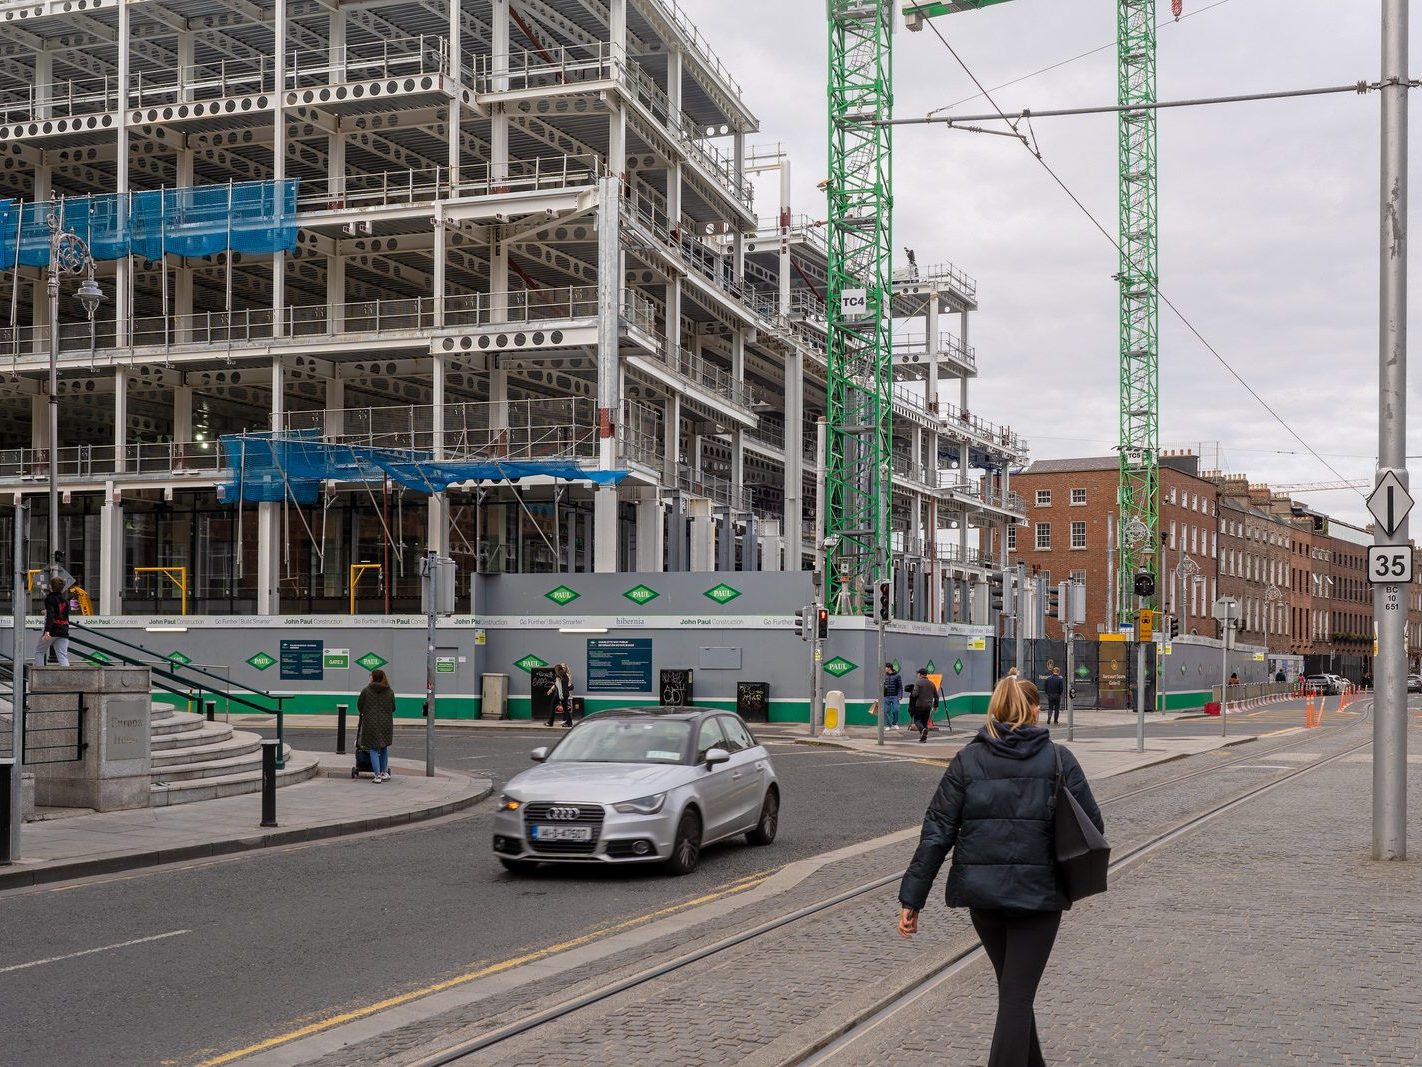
top-left (0, 754), bottom-right (492, 891)
top-left (769, 713), bottom-right (1270, 780)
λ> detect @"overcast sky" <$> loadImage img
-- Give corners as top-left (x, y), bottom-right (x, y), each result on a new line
top-left (685, 0), bottom-right (1400, 526)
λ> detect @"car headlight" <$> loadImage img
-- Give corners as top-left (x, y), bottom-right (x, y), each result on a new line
top-left (613, 792), bottom-right (667, 815)
top-left (498, 794), bottom-right (522, 811)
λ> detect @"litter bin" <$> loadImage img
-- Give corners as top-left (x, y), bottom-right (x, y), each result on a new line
top-left (1204, 701), bottom-right (1221, 717)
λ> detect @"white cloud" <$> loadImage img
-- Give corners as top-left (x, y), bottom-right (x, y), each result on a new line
top-left (684, 0), bottom-right (1407, 525)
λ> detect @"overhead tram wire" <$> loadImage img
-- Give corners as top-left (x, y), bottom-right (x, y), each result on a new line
top-left (916, 19), bottom-right (1367, 497)
top-left (933, 0), bottom-right (1238, 114)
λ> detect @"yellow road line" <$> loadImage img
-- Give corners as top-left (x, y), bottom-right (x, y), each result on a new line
top-left (195, 873), bottom-right (769, 1066)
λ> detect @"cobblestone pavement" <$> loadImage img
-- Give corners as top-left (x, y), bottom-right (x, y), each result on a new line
top-left (834, 725), bottom-right (1421, 1066)
top-left (293, 717), bottom-right (1380, 1067)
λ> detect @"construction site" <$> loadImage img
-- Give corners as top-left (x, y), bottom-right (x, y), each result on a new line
top-left (0, 0), bottom-right (1026, 625)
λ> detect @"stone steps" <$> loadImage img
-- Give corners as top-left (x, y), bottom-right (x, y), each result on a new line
top-left (150, 732), bottom-right (262, 770)
top-left (152, 721), bottom-right (235, 751)
top-left (149, 750), bottom-right (320, 806)
top-left (151, 741), bottom-right (282, 783)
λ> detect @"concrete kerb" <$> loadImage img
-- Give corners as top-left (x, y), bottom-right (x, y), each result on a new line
top-left (0, 756), bottom-right (493, 892)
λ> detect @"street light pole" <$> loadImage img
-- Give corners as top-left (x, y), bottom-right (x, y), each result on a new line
top-left (1374, 0), bottom-right (1409, 861)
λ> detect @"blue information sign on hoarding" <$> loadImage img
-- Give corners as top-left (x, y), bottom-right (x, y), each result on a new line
top-left (586, 638), bottom-right (653, 694)
top-left (281, 639), bottom-right (324, 681)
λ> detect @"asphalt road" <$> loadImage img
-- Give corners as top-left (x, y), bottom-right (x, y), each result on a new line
top-left (0, 730), bottom-right (945, 1067)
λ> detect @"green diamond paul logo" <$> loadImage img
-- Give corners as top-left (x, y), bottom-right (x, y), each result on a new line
top-left (246, 651), bottom-right (276, 671)
top-left (514, 654), bottom-right (549, 674)
top-left (168, 651), bottom-right (192, 666)
top-left (953, 658), bottom-right (965, 676)
top-left (703, 582), bottom-right (742, 606)
top-left (83, 650), bottom-right (112, 666)
top-left (924, 659), bottom-right (936, 673)
top-left (356, 652), bottom-right (388, 672)
top-left (545, 585), bottom-right (581, 607)
top-left (622, 583), bottom-right (660, 606)
top-left (822, 656), bottom-right (858, 679)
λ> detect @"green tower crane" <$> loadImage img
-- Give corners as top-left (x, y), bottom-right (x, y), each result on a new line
top-left (825, 1), bottom-right (895, 612)
top-left (827, 0), bottom-right (1164, 626)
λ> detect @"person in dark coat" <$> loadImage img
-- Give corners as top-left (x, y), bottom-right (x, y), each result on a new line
top-left (882, 662), bottom-right (905, 730)
top-left (357, 669), bottom-right (396, 783)
top-left (546, 663), bottom-right (574, 728)
top-left (33, 576), bottom-right (71, 667)
top-left (1043, 667), bottom-right (1065, 725)
top-left (908, 668), bottom-right (939, 744)
top-left (898, 675), bottom-right (1104, 1067)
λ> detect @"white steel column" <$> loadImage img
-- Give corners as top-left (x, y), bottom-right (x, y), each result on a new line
top-left (634, 491), bottom-right (663, 571)
top-left (271, 0), bottom-right (287, 339)
top-left (608, 0), bottom-right (627, 175)
top-left (730, 332), bottom-right (746, 497)
top-left (112, 369), bottom-right (128, 475)
top-left (175, 145), bottom-right (194, 343)
top-left (447, 0), bottom-right (463, 191)
top-left (99, 482), bottom-right (123, 616)
top-left (324, 378), bottom-right (345, 438)
top-left (177, 28), bottom-right (194, 104)
top-left (428, 353), bottom-right (449, 555)
top-left (257, 359), bottom-right (285, 614)
top-left (594, 177), bottom-right (623, 572)
top-left (662, 393), bottom-right (681, 483)
top-left (30, 396), bottom-right (47, 454)
top-left (115, 1), bottom-right (130, 348)
top-left (34, 49), bottom-right (51, 120)
top-left (173, 384), bottom-right (193, 458)
top-left (491, 0), bottom-right (509, 188)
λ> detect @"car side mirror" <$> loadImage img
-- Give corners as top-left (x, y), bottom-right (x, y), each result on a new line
top-left (530, 746), bottom-right (549, 763)
top-left (705, 747), bottom-right (731, 767)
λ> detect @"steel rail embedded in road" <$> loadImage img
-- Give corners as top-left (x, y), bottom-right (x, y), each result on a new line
top-left (794, 703), bottom-right (1377, 1067)
top-left (409, 709), bottom-right (1370, 1067)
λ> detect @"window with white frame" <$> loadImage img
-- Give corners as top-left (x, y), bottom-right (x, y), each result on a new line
top-left (1070, 569), bottom-right (1086, 584)
top-left (1035, 522), bottom-right (1051, 550)
top-left (1007, 524), bottom-right (1018, 550)
top-left (1036, 489), bottom-right (1052, 507)
top-left (1070, 488), bottom-right (1087, 506)
top-left (1070, 521), bottom-right (1087, 549)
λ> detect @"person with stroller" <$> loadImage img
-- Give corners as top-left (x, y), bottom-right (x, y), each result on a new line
top-left (357, 668), bottom-right (396, 783)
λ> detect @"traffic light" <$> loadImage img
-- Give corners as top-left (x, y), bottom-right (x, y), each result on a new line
top-left (794, 606), bottom-right (808, 641)
top-left (989, 572), bottom-right (1005, 613)
top-left (1048, 583), bottom-right (1062, 621)
top-left (876, 580), bottom-right (892, 623)
top-left (1133, 570), bottom-right (1156, 599)
top-left (1168, 614), bottom-right (1181, 639)
top-left (816, 607), bottom-right (829, 639)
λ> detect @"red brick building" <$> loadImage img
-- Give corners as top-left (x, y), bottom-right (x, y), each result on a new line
top-left (1003, 451), bottom-right (1219, 637)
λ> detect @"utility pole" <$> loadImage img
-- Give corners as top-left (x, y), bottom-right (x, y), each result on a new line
top-left (1374, 0), bottom-right (1409, 861)
top-left (4, 504), bottom-right (27, 864)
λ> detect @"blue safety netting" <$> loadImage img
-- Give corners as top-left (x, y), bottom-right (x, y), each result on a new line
top-left (0, 179), bottom-right (298, 269)
top-left (217, 433), bottom-right (628, 506)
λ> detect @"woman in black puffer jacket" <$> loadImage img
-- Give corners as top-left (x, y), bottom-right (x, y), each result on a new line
top-left (897, 675), bottom-right (1103, 1067)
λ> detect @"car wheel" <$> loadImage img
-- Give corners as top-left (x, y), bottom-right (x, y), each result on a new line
top-left (666, 808), bottom-right (702, 875)
top-left (746, 787), bottom-right (779, 846)
top-left (499, 858), bottom-right (539, 875)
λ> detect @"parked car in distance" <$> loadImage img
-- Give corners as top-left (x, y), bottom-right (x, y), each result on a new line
top-left (1407, 674), bottom-right (1421, 693)
top-left (1305, 675), bottom-right (1342, 695)
top-left (492, 706), bottom-right (780, 876)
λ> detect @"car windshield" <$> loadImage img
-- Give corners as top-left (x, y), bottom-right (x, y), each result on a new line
top-left (548, 719), bottom-right (692, 764)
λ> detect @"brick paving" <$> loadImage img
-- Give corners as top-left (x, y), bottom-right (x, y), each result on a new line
top-left (837, 725), bottom-right (1421, 1066)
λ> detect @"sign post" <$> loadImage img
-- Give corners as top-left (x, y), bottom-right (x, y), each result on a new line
top-left (1213, 597), bottom-right (1240, 737)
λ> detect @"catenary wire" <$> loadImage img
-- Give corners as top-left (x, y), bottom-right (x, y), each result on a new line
top-left (920, 19), bottom-right (1365, 496)
top-left (931, 0), bottom-right (1238, 114)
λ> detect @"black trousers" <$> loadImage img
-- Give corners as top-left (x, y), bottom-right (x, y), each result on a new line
top-left (1047, 696), bottom-right (1062, 722)
top-left (546, 701), bottom-right (572, 726)
top-left (969, 907), bottom-right (1062, 1067)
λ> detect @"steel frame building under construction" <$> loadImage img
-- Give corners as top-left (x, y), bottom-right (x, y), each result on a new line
top-left (0, 0), bottom-right (1025, 619)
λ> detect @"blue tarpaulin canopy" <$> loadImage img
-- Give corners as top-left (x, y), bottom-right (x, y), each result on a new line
top-left (0, 179), bottom-right (298, 269)
top-left (218, 432), bottom-right (627, 505)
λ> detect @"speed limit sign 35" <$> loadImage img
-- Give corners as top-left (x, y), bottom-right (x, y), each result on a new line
top-left (1368, 545), bottom-right (1414, 584)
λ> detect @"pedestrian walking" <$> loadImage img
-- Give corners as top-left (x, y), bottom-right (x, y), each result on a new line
top-left (898, 674), bottom-right (1104, 1067)
top-left (546, 663), bottom-right (574, 727)
top-left (32, 576), bottom-right (71, 667)
top-left (909, 667), bottom-right (940, 743)
top-left (1044, 667), bottom-right (1065, 725)
top-left (357, 669), bottom-right (396, 783)
top-left (882, 662), bottom-right (905, 730)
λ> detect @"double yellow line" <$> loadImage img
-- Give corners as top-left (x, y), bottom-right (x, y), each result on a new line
top-left (196, 870), bottom-right (771, 1066)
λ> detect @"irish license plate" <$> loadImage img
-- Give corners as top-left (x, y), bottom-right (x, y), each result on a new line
top-left (531, 825), bottom-right (591, 842)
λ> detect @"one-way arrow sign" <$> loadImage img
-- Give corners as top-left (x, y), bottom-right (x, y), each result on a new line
top-left (1367, 470), bottom-right (1414, 539)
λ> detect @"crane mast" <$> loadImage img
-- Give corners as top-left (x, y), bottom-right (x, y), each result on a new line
top-left (825, 1), bottom-right (895, 610)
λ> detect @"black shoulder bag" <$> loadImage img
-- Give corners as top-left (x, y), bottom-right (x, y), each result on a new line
top-left (1053, 744), bottom-right (1111, 901)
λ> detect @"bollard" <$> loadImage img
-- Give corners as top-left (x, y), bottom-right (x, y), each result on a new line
top-left (0, 758), bottom-right (13, 865)
top-left (336, 703), bottom-right (349, 755)
top-left (205, 700), bottom-right (216, 723)
top-left (259, 739), bottom-right (279, 828)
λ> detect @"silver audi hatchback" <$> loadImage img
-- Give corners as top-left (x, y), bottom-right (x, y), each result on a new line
top-left (491, 707), bottom-right (780, 875)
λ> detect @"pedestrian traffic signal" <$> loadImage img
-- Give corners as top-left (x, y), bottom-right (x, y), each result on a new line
top-left (876, 580), bottom-right (892, 622)
top-left (1168, 615), bottom-right (1180, 639)
top-left (794, 606), bottom-right (808, 641)
top-left (817, 607), bottom-right (829, 639)
top-left (989, 572), bottom-right (1005, 612)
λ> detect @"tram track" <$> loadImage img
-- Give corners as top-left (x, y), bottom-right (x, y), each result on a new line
top-left (407, 707), bottom-right (1372, 1067)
